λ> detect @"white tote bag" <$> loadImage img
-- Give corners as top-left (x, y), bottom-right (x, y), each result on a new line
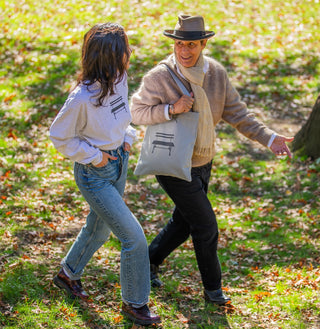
top-left (134, 111), bottom-right (199, 181)
top-left (134, 65), bottom-right (199, 181)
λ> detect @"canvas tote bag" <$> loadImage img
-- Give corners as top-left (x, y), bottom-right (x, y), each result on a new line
top-left (134, 65), bottom-right (199, 182)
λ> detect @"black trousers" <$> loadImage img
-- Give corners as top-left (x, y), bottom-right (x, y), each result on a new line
top-left (149, 161), bottom-right (221, 291)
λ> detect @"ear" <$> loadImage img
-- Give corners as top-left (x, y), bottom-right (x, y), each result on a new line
top-left (201, 39), bottom-right (208, 50)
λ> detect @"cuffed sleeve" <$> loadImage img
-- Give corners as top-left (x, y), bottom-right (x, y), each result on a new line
top-left (164, 104), bottom-right (172, 120)
top-left (267, 133), bottom-right (277, 148)
top-left (124, 125), bottom-right (137, 146)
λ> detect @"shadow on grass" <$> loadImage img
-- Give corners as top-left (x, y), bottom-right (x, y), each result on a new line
top-left (1, 38), bottom-right (79, 142)
top-left (2, 26), bottom-right (319, 329)
top-left (153, 288), bottom-right (232, 329)
top-left (0, 261), bottom-right (120, 328)
top-left (4, 35), bottom-right (318, 136)
top-left (205, 133), bottom-right (320, 279)
top-left (209, 42), bottom-right (320, 121)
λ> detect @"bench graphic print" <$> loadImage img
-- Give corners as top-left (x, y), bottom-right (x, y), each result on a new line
top-left (110, 96), bottom-right (127, 119)
top-left (152, 132), bottom-right (175, 156)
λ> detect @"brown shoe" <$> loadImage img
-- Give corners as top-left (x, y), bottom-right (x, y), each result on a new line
top-left (53, 268), bottom-right (89, 300)
top-left (122, 303), bottom-right (161, 325)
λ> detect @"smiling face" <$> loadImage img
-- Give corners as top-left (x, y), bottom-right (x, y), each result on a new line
top-left (174, 39), bottom-right (207, 68)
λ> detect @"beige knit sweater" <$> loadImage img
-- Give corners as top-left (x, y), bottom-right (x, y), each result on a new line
top-left (130, 55), bottom-right (275, 167)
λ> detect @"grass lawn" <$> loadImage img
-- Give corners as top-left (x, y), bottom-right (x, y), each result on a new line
top-left (0, 0), bottom-right (320, 328)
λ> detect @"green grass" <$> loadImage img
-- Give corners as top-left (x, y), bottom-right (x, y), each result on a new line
top-left (1, 0), bottom-right (320, 328)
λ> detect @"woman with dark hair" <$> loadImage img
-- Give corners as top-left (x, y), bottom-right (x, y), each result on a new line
top-left (49, 23), bottom-right (160, 326)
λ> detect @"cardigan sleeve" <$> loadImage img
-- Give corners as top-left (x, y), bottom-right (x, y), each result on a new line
top-left (222, 74), bottom-right (275, 147)
top-left (130, 66), bottom-right (185, 125)
top-left (130, 72), bottom-right (168, 125)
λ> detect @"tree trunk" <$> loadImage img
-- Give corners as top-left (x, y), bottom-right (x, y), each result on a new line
top-left (292, 94), bottom-right (320, 159)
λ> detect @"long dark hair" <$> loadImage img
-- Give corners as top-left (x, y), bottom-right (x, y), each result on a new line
top-left (77, 23), bottom-right (130, 107)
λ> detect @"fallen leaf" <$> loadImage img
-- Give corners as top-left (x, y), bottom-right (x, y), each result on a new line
top-left (4, 93), bottom-right (16, 102)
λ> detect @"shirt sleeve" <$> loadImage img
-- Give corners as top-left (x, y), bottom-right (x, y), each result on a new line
top-left (124, 124), bottom-right (137, 146)
top-left (164, 104), bottom-right (172, 120)
top-left (49, 96), bottom-right (103, 165)
top-left (267, 133), bottom-right (277, 148)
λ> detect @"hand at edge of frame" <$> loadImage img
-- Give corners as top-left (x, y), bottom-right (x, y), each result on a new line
top-left (270, 135), bottom-right (294, 159)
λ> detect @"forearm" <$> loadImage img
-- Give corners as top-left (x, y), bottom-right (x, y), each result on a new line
top-left (50, 134), bottom-right (102, 165)
top-left (222, 80), bottom-right (275, 146)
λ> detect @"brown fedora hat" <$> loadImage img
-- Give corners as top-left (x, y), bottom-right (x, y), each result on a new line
top-left (163, 14), bottom-right (215, 40)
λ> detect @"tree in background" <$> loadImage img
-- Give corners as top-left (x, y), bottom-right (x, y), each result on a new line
top-left (293, 94), bottom-right (320, 159)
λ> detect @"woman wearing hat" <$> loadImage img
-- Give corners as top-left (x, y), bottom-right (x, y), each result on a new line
top-left (131, 14), bottom-right (293, 304)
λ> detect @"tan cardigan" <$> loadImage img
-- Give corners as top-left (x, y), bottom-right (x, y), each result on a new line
top-left (130, 55), bottom-right (275, 167)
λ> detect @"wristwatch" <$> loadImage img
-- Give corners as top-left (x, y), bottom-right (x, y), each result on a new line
top-left (169, 104), bottom-right (175, 115)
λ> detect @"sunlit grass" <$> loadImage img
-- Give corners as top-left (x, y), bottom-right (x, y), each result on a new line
top-left (0, 0), bottom-right (319, 327)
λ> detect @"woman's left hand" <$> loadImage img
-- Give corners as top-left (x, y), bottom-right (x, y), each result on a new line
top-left (270, 135), bottom-right (294, 158)
top-left (123, 142), bottom-right (131, 152)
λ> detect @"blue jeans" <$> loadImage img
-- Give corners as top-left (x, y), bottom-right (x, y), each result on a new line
top-left (61, 145), bottom-right (150, 307)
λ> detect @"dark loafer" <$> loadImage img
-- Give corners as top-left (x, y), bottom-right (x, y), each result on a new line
top-left (53, 268), bottom-right (89, 300)
top-left (204, 288), bottom-right (231, 305)
top-left (150, 264), bottom-right (163, 288)
top-left (122, 303), bottom-right (161, 325)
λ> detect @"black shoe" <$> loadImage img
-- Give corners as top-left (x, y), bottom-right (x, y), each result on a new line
top-left (204, 288), bottom-right (231, 305)
top-left (122, 303), bottom-right (161, 325)
top-left (53, 268), bottom-right (89, 300)
top-left (150, 264), bottom-right (163, 288)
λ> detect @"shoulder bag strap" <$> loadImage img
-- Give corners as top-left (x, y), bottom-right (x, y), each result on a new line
top-left (161, 63), bottom-right (191, 97)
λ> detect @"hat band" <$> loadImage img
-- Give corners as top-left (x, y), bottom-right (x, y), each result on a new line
top-left (173, 30), bottom-right (206, 38)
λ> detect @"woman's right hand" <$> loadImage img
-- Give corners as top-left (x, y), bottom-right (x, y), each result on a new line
top-left (94, 152), bottom-right (118, 167)
top-left (170, 92), bottom-right (194, 114)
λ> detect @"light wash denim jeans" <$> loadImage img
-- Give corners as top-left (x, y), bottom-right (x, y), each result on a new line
top-left (61, 145), bottom-right (150, 307)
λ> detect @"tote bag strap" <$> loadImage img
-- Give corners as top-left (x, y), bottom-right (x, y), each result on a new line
top-left (161, 64), bottom-right (191, 97)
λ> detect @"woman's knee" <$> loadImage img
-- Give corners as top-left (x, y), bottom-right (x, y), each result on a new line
top-left (124, 239), bottom-right (148, 255)
top-left (122, 229), bottom-right (148, 253)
